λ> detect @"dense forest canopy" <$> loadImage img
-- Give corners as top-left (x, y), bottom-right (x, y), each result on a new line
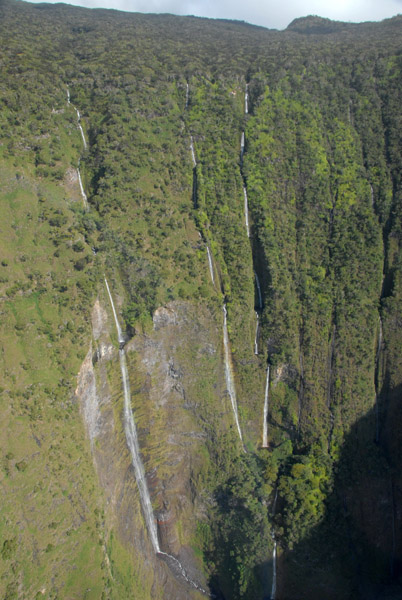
top-left (0, 1), bottom-right (401, 599)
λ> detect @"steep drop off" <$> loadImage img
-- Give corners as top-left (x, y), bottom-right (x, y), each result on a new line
top-left (0, 2), bottom-right (402, 599)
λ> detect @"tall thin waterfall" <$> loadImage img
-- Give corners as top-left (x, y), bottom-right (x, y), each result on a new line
top-left (222, 305), bottom-right (244, 445)
top-left (67, 86), bottom-right (88, 208)
top-left (190, 136), bottom-right (197, 167)
top-left (104, 278), bottom-right (160, 552)
top-left (243, 187), bottom-right (250, 237)
top-left (262, 365), bottom-right (270, 448)
top-left (75, 107), bottom-right (88, 150)
top-left (270, 538), bottom-right (277, 600)
top-left (255, 272), bottom-right (262, 309)
top-left (254, 312), bottom-right (259, 355)
top-left (206, 246), bottom-right (215, 286)
top-left (77, 165), bottom-right (88, 211)
top-left (104, 278), bottom-right (210, 595)
top-left (66, 87), bottom-right (88, 150)
top-left (240, 131), bottom-right (245, 161)
top-left (245, 84), bottom-right (249, 114)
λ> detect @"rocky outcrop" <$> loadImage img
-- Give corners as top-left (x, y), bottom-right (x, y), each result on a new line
top-left (75, 296), bottom-right (218, 598)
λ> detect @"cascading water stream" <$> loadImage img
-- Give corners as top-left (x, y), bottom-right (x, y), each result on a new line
top-left (104, 278), bottom-right (210, 595)
top-left (77, 164), bottom-right (89, 211)
top-left (243, 186), bottom-right (250, 238)
top-left (190, 136), bottom-right (197, 168)
top-left (240, 131), bottom-right (245, 162)
top-left (222, 305), bottom-right (244, 446)
top-left (206, 246), bottom-right (215, 286)
top-left (254, 312), bottom-right (259, 355)
top-left (105, 278), bottom-right (160, 552)
top-left (245, 84), bottom-right (249, 114)
top-left (262, 365), bottom-right (270, 448)
top-left (67, 86), bottom-right (88, 150)
top-left (75, 107), bottom-right (88, 150)
top-left (270, 538), bottom-right (277, 600)
top-left (67, 86), bottom-right (89, 209)
top-left (255, 271), bottom-right (263, 310)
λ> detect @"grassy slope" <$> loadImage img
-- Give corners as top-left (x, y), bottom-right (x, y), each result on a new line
top-left (0, 2), bottom-right (402, 598)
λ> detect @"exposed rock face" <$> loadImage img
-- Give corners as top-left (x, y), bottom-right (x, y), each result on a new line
top-left (75, 296), bottom-right (218, 599)
top-left (75, 343), bottom-right (100, 445)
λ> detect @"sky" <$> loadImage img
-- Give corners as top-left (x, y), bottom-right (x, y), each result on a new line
top-left (26, 0), bottom-right (402, 29)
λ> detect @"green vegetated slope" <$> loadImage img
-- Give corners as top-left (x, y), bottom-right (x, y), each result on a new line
top-left (0, 1), bottom-right (401, 598)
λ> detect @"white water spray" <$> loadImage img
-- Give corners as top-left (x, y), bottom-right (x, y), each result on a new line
top-left (222, 305), bottom-right (244, 445)
top-left (190, 136), bottom-right (197, 167)
top-left (104, 278), bottom-right (160, 552)
top-left (254, 312), bottom-right (259, 355)
top-left (206, 246), bottom-right (215, 286)
top-left (255, 272), bottom-right (262, 309)
top-left (243, 186), bottom-right (250, 238)
top-left (245, 84), bottom-right (249, 114)
top-left (240, 131), bottom-right (245, 160)
top-left (77, 166), bottom-right (89, 211)
top-left (66, 87), bottom-right (88, 150)
top-left (75, 107), bottom-right (88, 150)
top-left (104, 279), bottom-right (210, 595)
top-left (262, 365), bottom-right (270, 448)
top-left (270, 538), bottom-right (277, 600)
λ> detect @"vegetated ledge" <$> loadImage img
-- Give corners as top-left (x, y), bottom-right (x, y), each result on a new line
top-left (286, 15), bottom-right (366, 34)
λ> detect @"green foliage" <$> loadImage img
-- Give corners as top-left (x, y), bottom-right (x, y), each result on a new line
top-left (0, 1), bottom-right (401, 598)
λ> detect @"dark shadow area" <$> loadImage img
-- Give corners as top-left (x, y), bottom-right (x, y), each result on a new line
top-left (202, 383), bottom-right (402, 600)
top-left (273, 389), bottom-right (402, 600)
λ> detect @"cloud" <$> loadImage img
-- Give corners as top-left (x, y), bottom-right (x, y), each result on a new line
top-left (27, 0), bottom-right (402, 29)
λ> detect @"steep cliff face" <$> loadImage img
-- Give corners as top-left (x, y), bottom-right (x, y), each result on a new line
top-left (1, 1), bottom-right (402, 599)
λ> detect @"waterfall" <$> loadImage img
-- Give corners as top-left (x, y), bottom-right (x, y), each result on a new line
top-left (66, 86), bottom-right (87, 149)
top-left (190, 136), bottom-right (197, 167)
top-left (255, 272), bottom-right (262, 309)
top-left (206, 246), bottom-right (215, 286)
top-left (104, 278), bottom-right (160, 552)
top-left (185, 82), bottom-right (189, 109)
top-left (270, 538), bottom-right (277, 600)
top-left (77, 166), bottom-right (89, 211)
top-left (104, 278), bottom-right (124, 344)
top-left (75, 107), bottom-right (88, 150)
top-left (262, 365), bottom-right (270, 448)
top-left (222, 305), bottom-right (244, 445)
top-left (240, 131), bottom-right (245, 161)
top-left (243, 187), bottom-right (250, 238)
top-left (254, 312), bottom-right (259, 355)
top-left (245, 84), bottom-right (249, 114)
top-left (67, 86), bottom-right (88, 208)
top-left (104, 278), bottom-right (210, 595)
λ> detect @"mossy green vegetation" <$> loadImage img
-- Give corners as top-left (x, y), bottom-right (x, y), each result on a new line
top-left (0, 1), bottom-right (402, 598)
